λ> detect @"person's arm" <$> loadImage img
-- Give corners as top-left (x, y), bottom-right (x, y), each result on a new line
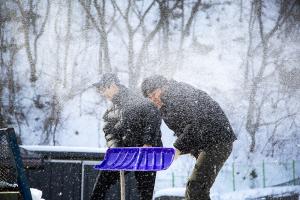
top-left (140, 104), bottom-right (161, 146)
top-left (103, 115), bottom-right (122, 148)
top-left (173, 123), bottom-right (199, 155)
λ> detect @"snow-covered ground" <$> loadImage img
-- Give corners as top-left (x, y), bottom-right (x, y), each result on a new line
top-left (154, 186), bottom-right (300, 200)
top-left (21, 145), bottom-right (107, 154)
top-left (220, 186), bottom-right (300, 200)
top-left (30, 188), bottom-right (44, 200)
top-left (30, 185), bottom-right (300, 200)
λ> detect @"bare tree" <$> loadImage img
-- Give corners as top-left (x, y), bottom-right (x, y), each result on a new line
top-left (63, 0), bottom-right (73, 88)
top-left (0, 1), bottom-right (23, 134)
top-left (159, 0), bottom-right (170, 75)
top-left (0, 1), bottom-right (6, 126)
top-left (54, 1), bottom-right (63, 86)
top-left (112, 0), bottom-right (181, 88)
top-left (244, 0), bottom-right (299, 152)
top-left (112, 0), bottom-right (163, 88)
top-left (79, 0), bottom-right (113, 74)
top-left (41, 95), bottom-right (61, 145)
top-left (14, 0), bottom-right (51, 83)
top-left (174, 0), bottom-right (202, 73)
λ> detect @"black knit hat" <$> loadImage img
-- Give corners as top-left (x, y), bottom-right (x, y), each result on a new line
top-left (141, 75), bottom-right (168, 97)
top-left (93, 73), bottom-right (120, 90)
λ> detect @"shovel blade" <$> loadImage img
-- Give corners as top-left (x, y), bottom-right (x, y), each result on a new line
top-left (94, 147), bottom-right (175, 171)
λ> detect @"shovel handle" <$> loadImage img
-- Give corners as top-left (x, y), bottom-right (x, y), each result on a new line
top-left (120, 170), bottom-right (125, 200)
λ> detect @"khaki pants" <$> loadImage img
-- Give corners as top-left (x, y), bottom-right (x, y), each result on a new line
top-left (185, 143), bottom-right (233, 200)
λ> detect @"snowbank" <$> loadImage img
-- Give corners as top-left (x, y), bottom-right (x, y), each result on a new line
top-left (154, 187), bottom-right (185, 198)
top-left (21, 145), bottom-right (107, 153)
top-left (30, 188), bottom-right (44, 200)
top-left (154, 186), bottom-right (300, 200)
top-left (220, 186), bottom-right (300, 200)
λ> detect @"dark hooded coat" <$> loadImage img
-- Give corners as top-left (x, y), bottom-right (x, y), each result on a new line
top-left (160, 80), bottom-right (236, 155)
top-left (103, 86), bottom-right (162, 147)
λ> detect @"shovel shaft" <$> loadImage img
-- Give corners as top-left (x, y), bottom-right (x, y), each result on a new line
top-left (120, 171), bottom-right (125, 200)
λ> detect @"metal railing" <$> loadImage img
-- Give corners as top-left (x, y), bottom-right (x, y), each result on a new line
top-left (156, 160), bottom-right (300, 192)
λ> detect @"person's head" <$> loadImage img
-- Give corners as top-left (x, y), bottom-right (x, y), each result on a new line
top-left (93, 73), bottom-right (121, 101)
top-left (141, 75), bottom-right (168, 109)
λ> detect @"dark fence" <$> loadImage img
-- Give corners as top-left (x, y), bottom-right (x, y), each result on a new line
top-left (0, 127), bottom-right (140, 200)
top-left (21, 145), bottom-right (139, 200)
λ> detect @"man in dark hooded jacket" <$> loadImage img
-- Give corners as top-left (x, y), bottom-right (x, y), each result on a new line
top-left (90, 73), bottom-right (162, 200)
top-left (141, 75), bottom-right (236, 200)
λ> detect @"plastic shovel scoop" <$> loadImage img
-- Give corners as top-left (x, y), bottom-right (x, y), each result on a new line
top-left (95, 147), bottom-right (175, 171)
top-left (94, 147), bottom-right (175, 200)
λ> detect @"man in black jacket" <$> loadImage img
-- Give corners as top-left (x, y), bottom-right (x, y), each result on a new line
top-left (141, 75), bottom-right (236, 200)
top-left (90, 73), bottom-right (162, 200)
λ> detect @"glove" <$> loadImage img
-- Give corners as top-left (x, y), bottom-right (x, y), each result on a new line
top-left (174, 148), bottom-right (181, 160)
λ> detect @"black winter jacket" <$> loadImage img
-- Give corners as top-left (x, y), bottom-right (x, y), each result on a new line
top-left (160, 81), bottom-right (236, 154)
top-left (103, 86), bottom-right (163, 148)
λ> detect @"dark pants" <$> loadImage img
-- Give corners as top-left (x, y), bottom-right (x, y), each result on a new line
top-left (185, 142), bottom-right (233, 200)
top-left (90, 170), bottom-right (156, 200)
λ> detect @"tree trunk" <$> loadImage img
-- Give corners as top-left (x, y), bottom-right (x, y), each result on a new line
top-left (24, 23), bottom-right (37, 83)
top-left (63, 0), bottom-right (72, 88)
top-left (15, 0), bottom-right (37, 83)
top-left (161, 0), bottom-right (170, 76)
top-left (96, 0), bottom-right (112, 73)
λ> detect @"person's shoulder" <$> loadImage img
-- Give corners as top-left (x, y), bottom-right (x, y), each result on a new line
top-left (176, 81), bottom-right (208, 96)
top-left (132, 92), bottom-right (160, 114)
top-left (124, 91), bottom-right (149, 108)
top-left (165, 80), bottom-right (196, 96)
top-left (137, 95), bottom-right (158, 111)
top-left (179, 81), bottom-right (199, 91)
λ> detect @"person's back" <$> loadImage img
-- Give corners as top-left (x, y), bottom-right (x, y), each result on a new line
top-left (161, 80), bottom-right (236, 152)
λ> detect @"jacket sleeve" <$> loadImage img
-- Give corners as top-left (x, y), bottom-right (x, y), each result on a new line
top-left (102, 108), bottom-right (123, 147)
top-left (140, 104), bottom-right (161, 145)
top-left (173, 123), bottom-right (200, 154)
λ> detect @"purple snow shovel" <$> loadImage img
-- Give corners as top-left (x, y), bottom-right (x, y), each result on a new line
top-left (94, 147), bottom-right (175, 200)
